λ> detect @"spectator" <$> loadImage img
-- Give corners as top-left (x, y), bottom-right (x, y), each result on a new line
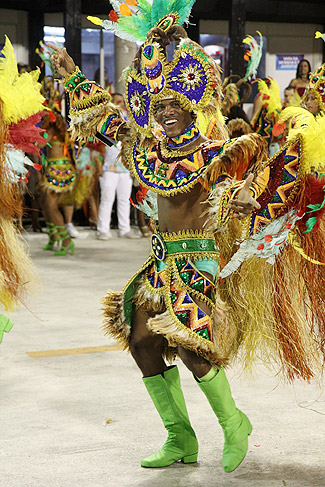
top-left (282, 85), bottom-right (295, 108)
top-left (94, 67), bottom-right (114, 93)
top-left (17, 63), bottom-right (31, 74)
top-left (97, 142), bottom-right (138, 239)
top-left (289, 59), bottom-right (311, 98)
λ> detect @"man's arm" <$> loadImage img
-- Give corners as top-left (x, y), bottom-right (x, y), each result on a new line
top-left (47, 44), bottom-right (131, 146)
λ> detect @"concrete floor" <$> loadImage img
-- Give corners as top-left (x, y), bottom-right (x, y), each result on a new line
top-left (1, 229), bottom-right (325, 487)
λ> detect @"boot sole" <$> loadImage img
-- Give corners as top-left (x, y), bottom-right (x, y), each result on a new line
top-left (141, 452), bottom-right (198, 468)
top-left (181, 452), bottom-right (198, 464)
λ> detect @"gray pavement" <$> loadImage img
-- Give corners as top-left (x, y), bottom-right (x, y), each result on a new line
top-left (1, 229), bottom-right (324, 487)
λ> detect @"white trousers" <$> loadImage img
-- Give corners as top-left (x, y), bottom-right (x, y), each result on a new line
top-left (98, 171), bottom-right (132, 235)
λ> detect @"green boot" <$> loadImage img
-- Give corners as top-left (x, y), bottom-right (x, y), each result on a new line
top-left (197, 368), bottom-right (252, 473)
top-left (141, 366), bottom-right (198, 468)
top-left (54, 226), bottom-right (75, 256)
top-left (42, 222), bottom-right (58, 251)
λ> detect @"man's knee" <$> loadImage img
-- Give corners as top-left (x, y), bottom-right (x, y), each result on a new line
top-left (178, 346), bottom-right (211, 375)
top-left (129, 330), bottom-right (161, 358)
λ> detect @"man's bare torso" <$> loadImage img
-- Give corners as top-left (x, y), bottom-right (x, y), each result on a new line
top-left (157, 133), bottom-right (210, 233)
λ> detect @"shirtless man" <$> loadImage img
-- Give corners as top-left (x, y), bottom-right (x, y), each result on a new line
top-left (49, 27), bottom-right (264, 472)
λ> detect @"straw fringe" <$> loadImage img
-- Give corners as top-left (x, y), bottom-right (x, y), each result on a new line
top-left (102, 290), bottom-right (130, 350)
top-left (221, 83), bottom-right (239, 116)
top-left (219, 238), bottom-right (325, 382)
top-left (202, 132), bottom-right (268, 189)
top-left (69, 102), bottom-right (119, 141)
top-left (146, 310), bottom-right (230, 369)
top-left (227, 118), bottom-right (253, 138)
top-left (0, 216), bottom-right (37, 311)
top-left (133, 274), bottom-right (166, 313)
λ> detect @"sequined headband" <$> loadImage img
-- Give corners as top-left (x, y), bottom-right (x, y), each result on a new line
top-left (124, 38), bottom-right (220, 137)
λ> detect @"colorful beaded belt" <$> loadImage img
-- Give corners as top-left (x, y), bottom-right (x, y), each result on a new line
top-left (151, 231), bottom-right (218, 261)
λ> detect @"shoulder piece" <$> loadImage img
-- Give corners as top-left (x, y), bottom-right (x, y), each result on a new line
top-left (127, 138), bottom-right (229, 196)
top-left (249, 138), bottom-right (302, 234)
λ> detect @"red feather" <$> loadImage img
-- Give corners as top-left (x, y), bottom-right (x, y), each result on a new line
top-left (109, 10), bottom-right (119, 22)
top-left (290, 175), bottom-right (325, 232)
top-left (136, 185), bottom-right (149, 203)
top-left (8, 112), bottom-right (45, 155)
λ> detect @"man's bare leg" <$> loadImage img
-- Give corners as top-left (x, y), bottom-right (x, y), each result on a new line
top-left (129, 307), bottom-right (168, 377)
top-left (178, 346), bottom-right (211, 378)
top-left (177, 292), bottom-right (252, 473)
top-left (129, 307), bottom-right (198, 467)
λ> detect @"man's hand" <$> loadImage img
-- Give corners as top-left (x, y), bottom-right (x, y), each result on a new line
top-left (46, 43), bottom-right (76, 77)
top-left (228, 174), bottom-right (261, 219)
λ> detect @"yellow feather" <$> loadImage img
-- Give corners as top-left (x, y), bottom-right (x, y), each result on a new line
top-left (87, 16), bottom-right (103, 26)
top-left (280, 107), bottom-right (325, 172)
top-left (0, 36), bottom-right (45, 124)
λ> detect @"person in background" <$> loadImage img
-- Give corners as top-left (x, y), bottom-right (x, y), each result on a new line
top-left (97, 141), bottom-right (138, 239)
top-left (39, 111), bottom-right (76, 255)
top-left (111, 92), bottom-right (151, 237)
top-left (289, 59), bottom-right (311, 98)
top-left (17, 63), bottom-right (31, 74)
top-left (62, 204), bottom-right (80, 238)
top-left (282, 85), bottom-right (295, 108)
top-left (94, 67), bottom-right (114, 93)
top-left (303, 63), bottom-right (325, 120)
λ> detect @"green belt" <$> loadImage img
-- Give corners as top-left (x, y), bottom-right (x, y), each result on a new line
top-left (151, 233), bottom-right (218, 261)
top-left (46, 158), bottom-right (72, 165)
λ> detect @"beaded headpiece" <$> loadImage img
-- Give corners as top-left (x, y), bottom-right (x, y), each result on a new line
top-left (302, 63), bottom-right (325, 111)
top-left (88, 1), bottom-right (222, 136)
top-left (125, 36), bottom-right (221, 136)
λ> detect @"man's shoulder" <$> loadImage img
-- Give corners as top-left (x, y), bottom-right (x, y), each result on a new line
top-left (201, 139), bottom-right (230, 159)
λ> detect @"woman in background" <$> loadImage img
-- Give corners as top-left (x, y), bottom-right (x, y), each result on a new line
top-left (289, 59), bottom-right (311, 98)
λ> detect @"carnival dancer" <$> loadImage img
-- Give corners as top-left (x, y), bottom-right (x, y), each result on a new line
top-left (0, 36), bottom-right (44, 342)
top-left (302, 63), bottom-right (325, 119)
top-left (50, 0), bottom-right (325, 472)
top-left (49, 25), bottom-right (263, 471)
top-left (38, 110), bottom-right (76, 255)
top-left (36, 43), bottom-right (78, 253)
top-left (74, 138), bottom-right (104, 230)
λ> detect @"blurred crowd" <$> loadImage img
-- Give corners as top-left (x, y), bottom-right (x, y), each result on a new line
top-left (17, 54), bottom-right (325, 255)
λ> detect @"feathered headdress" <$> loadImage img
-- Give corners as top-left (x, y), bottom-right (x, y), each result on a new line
top-left (88, 0), bottom-right (196, 43)
top-left (35, 41), bottom-right (54, 73)
top-left (0, 36), bottom-right (45, 124)
top-left (302, 63), bottom-right (325, 111)
top-left (88, 1), bottom-right (224, 137)
top-left (242, 31), bottom-right (263, 81)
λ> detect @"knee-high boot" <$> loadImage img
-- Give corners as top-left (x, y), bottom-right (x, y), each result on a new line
top-left (141, 365), bottom-right (198, 468)
top-left (196, 368), bottom-right (252, 473)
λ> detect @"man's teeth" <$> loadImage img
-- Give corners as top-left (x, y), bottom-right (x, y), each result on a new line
top-left (165, 119), bottom-right (177, 125)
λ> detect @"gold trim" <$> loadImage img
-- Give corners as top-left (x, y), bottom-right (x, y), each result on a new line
top-left (126, 135), bottom-right (212, 197)
top-left (159, 137), bottom-right (207, 159)
top-left (143, 269), bottom-right (166, 296)
top-left (160, 228), bottom-right (216, 241)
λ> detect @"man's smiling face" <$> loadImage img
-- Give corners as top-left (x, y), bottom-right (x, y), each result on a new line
top-left (154, 98), bottom-right (194, 138)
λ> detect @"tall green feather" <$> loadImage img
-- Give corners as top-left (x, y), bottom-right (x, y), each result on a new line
top-left (116, 0), bottom-right (196, 43)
